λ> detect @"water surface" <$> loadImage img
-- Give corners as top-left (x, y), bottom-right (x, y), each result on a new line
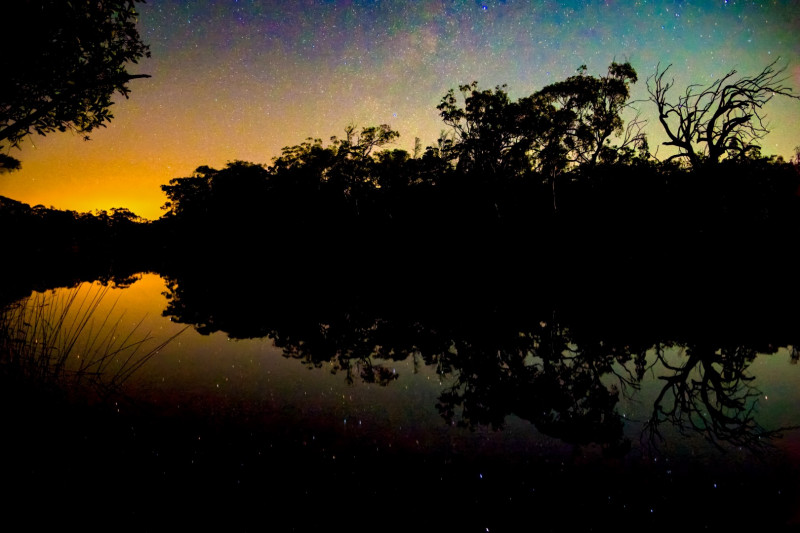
top-left (4, 272), bottom-right (800, 531)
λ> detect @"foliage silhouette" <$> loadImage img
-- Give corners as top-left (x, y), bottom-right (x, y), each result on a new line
top-left (536, 62), bottom-right (647, 172)
top-left (0, 0), bottom-right (150, 171)
top-left (3, 62), bottom-right (800, 437)
top-left (437, 62), bottom-right (646, 212)
top-left (437, 82), bottom-right (529, 177)
top-left (0, 195), bottom-right (151, 257)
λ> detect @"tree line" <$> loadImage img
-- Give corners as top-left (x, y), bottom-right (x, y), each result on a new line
top-left (3, 62), bottom-right (800, 279)
top-left (2, 0), bottom-right (799, 273)
top-left (148, 61), bottom-right (799, 264)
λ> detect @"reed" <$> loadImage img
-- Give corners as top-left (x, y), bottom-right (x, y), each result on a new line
top-left (0, 282), bottom-right (184, 400)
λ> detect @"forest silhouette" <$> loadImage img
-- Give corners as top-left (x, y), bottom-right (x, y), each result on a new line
top-left (4, 68), bottom-right (800, 272)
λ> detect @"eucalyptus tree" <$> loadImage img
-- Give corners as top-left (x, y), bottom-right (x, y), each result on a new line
top-left (437, 62), bottom-right (645, 186)
top-left (534, 62), bottom-right (645, 173)
top-left (437, 83), bottom-right (531, 178)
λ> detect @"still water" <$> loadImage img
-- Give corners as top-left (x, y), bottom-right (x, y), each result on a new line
top-left (4, 272), bottom-right (800, 531)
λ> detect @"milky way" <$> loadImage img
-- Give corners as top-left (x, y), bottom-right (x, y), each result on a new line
top-left (4, 0), bottom-right (799, 219)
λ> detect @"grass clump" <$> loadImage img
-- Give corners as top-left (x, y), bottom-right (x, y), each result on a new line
top-left (0, 282), bottom-right (183, 401)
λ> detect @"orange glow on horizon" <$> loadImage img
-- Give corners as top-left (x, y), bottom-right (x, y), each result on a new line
top-left (4, 91), bottom-right (798, 222)
top-left (2, 2), bottom-right (799, 221)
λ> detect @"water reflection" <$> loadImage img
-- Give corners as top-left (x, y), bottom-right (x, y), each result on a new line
top-left (0, 281), bottom-right (186, 400)
top-left (434, 323), bottom-right (630, 458)
top-left (158, 269), bottom-right (799, 455)
top-left (3, 271), bottom-right (800, 529)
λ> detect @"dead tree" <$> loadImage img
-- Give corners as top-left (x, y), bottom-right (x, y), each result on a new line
top-left (647, 59), bottom-right (799, 168)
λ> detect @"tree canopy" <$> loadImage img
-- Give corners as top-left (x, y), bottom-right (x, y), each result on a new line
top-left (437, 62), bottom-right (645, 180)
top-left (0, 0), bottom-right (151, 172)
top-left (535, 62), bottom-right (645, 170)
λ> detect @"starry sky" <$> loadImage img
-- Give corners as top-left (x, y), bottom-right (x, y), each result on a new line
top-left (3, 0), bottom-right (799, 220)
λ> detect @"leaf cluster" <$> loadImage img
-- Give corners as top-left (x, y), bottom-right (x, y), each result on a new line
top-left (437, 62), bottom-right (647, 178)
top-left (0, 0), bottom-right (150, 161)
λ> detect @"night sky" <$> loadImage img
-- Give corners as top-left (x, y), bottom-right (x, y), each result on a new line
top-left (3, 0), bottom-right (799, 220)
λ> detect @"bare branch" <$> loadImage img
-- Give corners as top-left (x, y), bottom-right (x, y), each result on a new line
top-left (646, 59), bottom-right (799, 168)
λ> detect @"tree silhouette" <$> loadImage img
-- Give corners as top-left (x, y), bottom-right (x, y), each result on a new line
top-left (337, 124), bottom-right (400, 160)
top-left (437, 82), bottom-right (530, 177)
top-left (0, 0), bottom-right (150, 171)
top-left (535, 62), bottom-right (645, 172)
top-left (647, 59), bottom-right (799, 168)
top-left (160, 169), bottom-right (213, 220)
top-left (438, 63), bottom-right (644, 182)
top-left (436, 63), bottom-right (645, 216)
top-left (160, 160), bottom-right (271, 244)
top-left (325, 124), bottom-right (400, 198)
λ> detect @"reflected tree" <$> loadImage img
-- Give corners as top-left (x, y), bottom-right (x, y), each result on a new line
top-left (274, 315), bottom-right (403, 387)
top-left (645, 343), bottom-right (794, 452)
top-left (436, 321), bottom-right (631, 455)
top-left (156, 262), bottom-right (799, 456)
